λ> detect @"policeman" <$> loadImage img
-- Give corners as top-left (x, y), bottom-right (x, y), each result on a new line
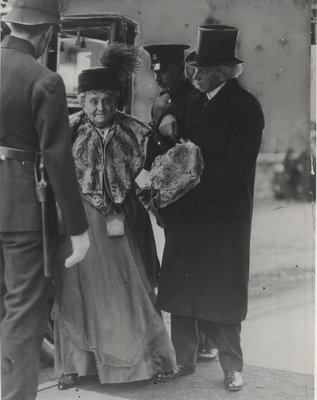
top-left (143, 44), bottom-right (194, 168)
top-left (143, 43), bottom-right (218, 363)
top-left (0, 1), bottom-right (90, 399)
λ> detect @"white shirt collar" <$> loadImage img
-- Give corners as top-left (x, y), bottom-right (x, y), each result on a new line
top-left (206, 81), bottom-right (226, 100)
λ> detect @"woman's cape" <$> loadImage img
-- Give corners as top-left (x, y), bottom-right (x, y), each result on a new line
top-left (69, 110), bottom-right (151, 213)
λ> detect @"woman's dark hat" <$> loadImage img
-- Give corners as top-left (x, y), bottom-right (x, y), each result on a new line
top-left (78, 68), bottom-right (120, 93)
top-left (143, 44), bottom-right (190, 71)
top-left (2, 0), bottom-right (61, 26)
top-left (78, 44), bottom-right (140, 93)
top-left (185, 25), bottom-right (243, 67)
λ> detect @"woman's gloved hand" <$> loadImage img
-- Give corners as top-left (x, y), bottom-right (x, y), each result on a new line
top-left (137, 186), bottom-right (152, 209)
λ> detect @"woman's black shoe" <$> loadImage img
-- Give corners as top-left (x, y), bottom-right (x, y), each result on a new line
top-left (58, 373), bottom-right (78, 390)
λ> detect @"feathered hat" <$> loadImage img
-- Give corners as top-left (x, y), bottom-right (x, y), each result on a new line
top-left (78, 43), bottom-right (140, 93)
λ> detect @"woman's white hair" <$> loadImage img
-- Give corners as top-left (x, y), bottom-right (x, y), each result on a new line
top-left (78, 90), bottom-right (119, 107)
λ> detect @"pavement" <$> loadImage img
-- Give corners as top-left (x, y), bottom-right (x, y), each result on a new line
top-left (37, 279), bottom-right (314, 400)
top-left (37, 363), bottom-right (313, 400)
top-left (36, 199), bottom-right (315, 399)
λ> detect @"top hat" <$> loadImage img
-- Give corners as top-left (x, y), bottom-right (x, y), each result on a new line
top-left (77, 67), bottom-right (120, 94)
top-left (185, 25), bottom-right (243, 67)
top-left (2, 0), bottom-right (60, 26)
top-left (143, 44), bottom-right (190, 71)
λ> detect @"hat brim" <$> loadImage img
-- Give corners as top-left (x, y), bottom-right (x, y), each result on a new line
top-left (78, 67), bottom-right (121, 93)
top-left (2, 7), bottom-right (60, 26)
top-left (185, 50), bottom-right (243, 67)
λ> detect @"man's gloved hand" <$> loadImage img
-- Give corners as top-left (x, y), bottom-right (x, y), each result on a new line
top-left (158, 114), bottom-right (178, 142)
top-left (152, 92), bottom-right (170, 123)
top-left (65, 229), bottom-right (90, 268)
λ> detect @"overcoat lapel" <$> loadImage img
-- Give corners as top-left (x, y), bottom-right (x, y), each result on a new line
top-left (186, 79), bottom-right (236, 132)
top-left (187, 97), bottom-right (217, 132)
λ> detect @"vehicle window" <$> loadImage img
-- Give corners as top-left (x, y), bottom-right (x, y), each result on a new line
top-left (57, 27), bottom-right (111, 107)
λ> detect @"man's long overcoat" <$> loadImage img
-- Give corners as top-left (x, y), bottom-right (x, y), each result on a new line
top-left (157, 78), bottom-right (265, 323)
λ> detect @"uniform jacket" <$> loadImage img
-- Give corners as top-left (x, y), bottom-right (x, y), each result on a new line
top-left (152, 78), bottom-right (194, 125)
top-left (144, 78), bottom-right (194, 170)
top-left (157, 78), bottom-right (265, 323)
top-left (0, 35), bottom-right (88, 234)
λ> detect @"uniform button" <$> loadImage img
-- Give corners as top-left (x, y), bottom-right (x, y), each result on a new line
top-left (185, 273), bottom-right (189, 277)
top-left (22, 161), bottom-right (25, 165)
top-left (158, 141), bottom-right (161, 146)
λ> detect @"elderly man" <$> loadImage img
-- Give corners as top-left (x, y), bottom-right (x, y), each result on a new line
top-left (0, 1), bottom-right (89, 399)
top-left (156, 25), bottom-right (265, 391)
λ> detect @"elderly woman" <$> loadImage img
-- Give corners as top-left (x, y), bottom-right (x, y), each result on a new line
top-left (54, 44), bottom-right (176, 390)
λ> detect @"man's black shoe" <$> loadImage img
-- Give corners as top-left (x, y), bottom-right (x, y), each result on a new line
top-left (58, 373), bottom-right (78, 390)
top-left (197, 348), bottom-right (218, 362)
top-left (154, 365), bottom-right (195, 382)
top-left (224, 371), bottom-right (244, 391)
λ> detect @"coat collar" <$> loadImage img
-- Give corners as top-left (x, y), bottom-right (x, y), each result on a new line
top-left (159, 78), bottom-right (193, 100)
top-left (169, 78), bottom-right (193, 99)
top-left (186, 79), bottom-right (239, 131)
top-left (1, 35), bottom-right (36, 58)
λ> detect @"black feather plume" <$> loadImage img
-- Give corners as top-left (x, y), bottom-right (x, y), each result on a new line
top-left (99, 43), bottom-right (141, 81)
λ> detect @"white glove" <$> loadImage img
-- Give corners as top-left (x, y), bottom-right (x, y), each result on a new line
top-left (65, 229), bottom-right (90, 268)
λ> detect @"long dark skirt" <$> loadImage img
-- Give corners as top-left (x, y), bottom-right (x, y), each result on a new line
top-left (53, 194), bottom-right (176, 383)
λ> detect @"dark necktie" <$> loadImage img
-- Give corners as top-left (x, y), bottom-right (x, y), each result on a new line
top-left (203, 93), bottom-right (209, 106)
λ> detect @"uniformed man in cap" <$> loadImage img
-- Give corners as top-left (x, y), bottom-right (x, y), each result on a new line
top-left (143, 44), bottom-right (194, 168)
top-left (0, 1), bottom-right (90, 399)
top-left (143, 43), bottom-right (219, 363)
top-left (155, 25), bottom-right (264, 391)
